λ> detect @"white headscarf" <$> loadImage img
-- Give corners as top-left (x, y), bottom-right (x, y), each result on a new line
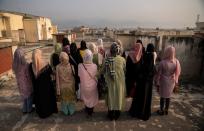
top-left (83, 49), bottom-right (93, 64)
top-left (97, 39), bottom-right (103, 49)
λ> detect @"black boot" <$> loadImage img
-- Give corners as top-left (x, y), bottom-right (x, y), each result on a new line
top-left (114, 110), bottom-right (121, 120)
top-left (108, 110), bottom-right (114, 121)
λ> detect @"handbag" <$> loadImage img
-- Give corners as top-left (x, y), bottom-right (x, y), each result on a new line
top-left (82, 64), bottom-right (107, 99)
top-left (97, 74), bottom-right (107, 99)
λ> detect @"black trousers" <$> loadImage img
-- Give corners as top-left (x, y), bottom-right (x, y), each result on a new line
top-left (160, 97), bottom-right (170, 111)
top-left (108, 110), bottom-right (121, 120)
top-left (85, 106), bottom-right (94, 116)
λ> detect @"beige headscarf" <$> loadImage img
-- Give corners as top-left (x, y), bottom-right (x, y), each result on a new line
top-left (32, 49), bottom-right (45, 77)
top-left (88, 42), bottom-right (98, 54)
top-left (59, 52), bottom-right (69, 65)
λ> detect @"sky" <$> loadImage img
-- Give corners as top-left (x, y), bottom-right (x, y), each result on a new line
top-left (0, 0), bottom-right (204, 29)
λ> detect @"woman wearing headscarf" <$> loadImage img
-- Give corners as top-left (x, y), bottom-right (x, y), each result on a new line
top-left (125, 42), bottom-right (143, 97)
top-left (103, 42), bottom-right (126, 120)
top-left (88, 42), bottom-right (104, 67)
top-left (62, 37), bottom-right (70, 55)
top-left (30, 49), bottom-right (58, 118)
top-left (115, 39), bottom-right (125, 58)
top-left (97, 38), bottom-right (105, 58)
top-left (129, 43), bottom-right (153, 120)
top-left (12, 48), bottom-right (33, 113)
top-left (69, 42), bottom-right (81, 93)
top-left (156, 46), bottom-right (181, 115)
top-left (56, 52), bottom-right (76, 115)
top-left (50, 43), bottom-right (62, 70)
top-left (136, 39), bottom-right (145, 57)
top-left (50, 43), bottom-right (62, 95)
top-left (78, 40), bottom-right (88, 63)
top-left (129, 43), bottom-right (156, 121)
top-left (78, 49), bottom-right (98, 117)
top-left (88, 42), bottom-right (98, 65)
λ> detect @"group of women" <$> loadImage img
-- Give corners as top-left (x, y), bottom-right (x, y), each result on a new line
top-left (12, 38), bottom-right (181, 121)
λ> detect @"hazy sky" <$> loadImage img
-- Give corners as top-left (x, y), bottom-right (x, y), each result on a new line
top-left (0, 0), bottom-right (204, 29)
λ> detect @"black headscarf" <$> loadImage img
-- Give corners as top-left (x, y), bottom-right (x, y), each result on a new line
top-left (146, 43), bottom-right (155, 53)
top-left (79, 40), bottom-right (88, 50)
top-left (70, 42), bottom-right (78, 55)
top-left (62, 37), bottom-right (70, 47)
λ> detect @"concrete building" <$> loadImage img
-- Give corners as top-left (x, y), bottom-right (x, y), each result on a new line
top-left (115, 28), bottom-right (203, 81)
top-left (0, 10), bottom-right (57, 43)
top-left (23, 16), bottom-right (56, 42)
top-left (0, 11), bottom-right (24, 42)
top-left (52, 32), bottom-right (76, 43)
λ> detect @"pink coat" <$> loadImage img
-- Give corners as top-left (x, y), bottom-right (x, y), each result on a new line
top-left (78, 63), bottom-right (98, 108)
top-left (156, 59), bottom-right (181, 98)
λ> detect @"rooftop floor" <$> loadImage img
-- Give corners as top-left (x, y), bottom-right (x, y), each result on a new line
top-left (0, 46), bottom-right (203, 131)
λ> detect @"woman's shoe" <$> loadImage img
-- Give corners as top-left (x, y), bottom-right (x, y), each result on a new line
top-left (157, 110), bottom-right (164, 115)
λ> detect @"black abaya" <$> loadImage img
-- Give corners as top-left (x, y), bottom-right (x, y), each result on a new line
top-left (30, 64), bottom-right (58, 118)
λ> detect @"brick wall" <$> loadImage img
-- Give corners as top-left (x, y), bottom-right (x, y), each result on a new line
top-left (0, 47), bottom-right (13, 74)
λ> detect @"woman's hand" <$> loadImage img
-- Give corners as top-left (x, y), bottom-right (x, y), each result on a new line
top-left (173, 84), bottom-right (179, 93)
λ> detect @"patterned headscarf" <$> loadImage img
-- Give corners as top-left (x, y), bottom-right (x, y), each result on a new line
top-left (82, 49), bottom-right (93, 64)
top-left (105, 42), bottom-right (121, 79)
top-left (128, 43), bottom-right (142, 63)
top-left (110, 42), bottom-right (120, 57)
top-left (12, 48), bottom-right (27, 75)
top-left (54, 43), bottom-right (62, 55)
top-left (115, 39), bottom-right (123, 55)
top-left (32, 49), bottom-right (44, 77)
top-left (59, 52), bottom-right (69, 65)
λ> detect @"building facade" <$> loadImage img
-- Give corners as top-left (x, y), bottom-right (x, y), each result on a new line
top-left (0, 10), bottom-right (57, 43)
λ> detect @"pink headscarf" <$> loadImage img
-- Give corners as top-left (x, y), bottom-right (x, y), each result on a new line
top-left (32, 49), bottom-right (45, 77)
top-left (163, 46), bottom-right (181, 83)
top-left (129, 43), bottom-right (142, 63)
top-left (163, 46), bottom-right (175, 61)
